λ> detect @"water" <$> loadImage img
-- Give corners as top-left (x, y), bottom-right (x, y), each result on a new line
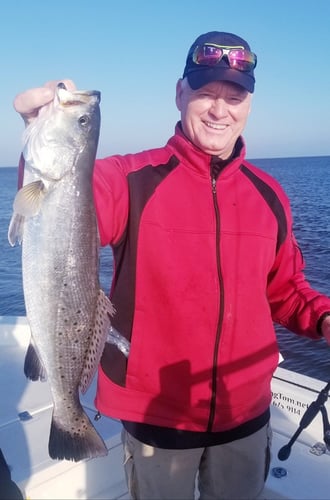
top-left (250, 156), bottom-right (330, 381)
top-left (1, 157), bottom-right (330, 381)
top-left (0, 167), bottom-right (114, 313)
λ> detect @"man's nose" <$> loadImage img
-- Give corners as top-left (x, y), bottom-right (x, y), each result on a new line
top-left (209, 98), bottom-right (227, 118)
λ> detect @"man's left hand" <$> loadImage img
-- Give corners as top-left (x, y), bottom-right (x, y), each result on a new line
top-left (321, 315), bottom-right (330, 344)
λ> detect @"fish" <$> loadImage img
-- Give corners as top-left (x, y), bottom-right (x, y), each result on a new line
top-left (8, 83), bottom-right (115, 462)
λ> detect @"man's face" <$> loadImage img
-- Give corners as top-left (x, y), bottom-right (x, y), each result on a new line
top-left (176, 79), bottom-right (252, 159)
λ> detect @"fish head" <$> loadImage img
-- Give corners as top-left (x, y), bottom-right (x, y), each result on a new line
top-left (22, 84), bottom-right (101, 183)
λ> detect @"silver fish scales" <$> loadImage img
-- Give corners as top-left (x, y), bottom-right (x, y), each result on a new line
top-left (8, 83), bottom-right (115, 462)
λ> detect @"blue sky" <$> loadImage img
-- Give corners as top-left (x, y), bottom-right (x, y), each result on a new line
top-left (1, 0), bottom-right (330, 166)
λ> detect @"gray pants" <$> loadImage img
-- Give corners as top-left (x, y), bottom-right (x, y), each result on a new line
top-left (122, 423), bottom-right (272, 500)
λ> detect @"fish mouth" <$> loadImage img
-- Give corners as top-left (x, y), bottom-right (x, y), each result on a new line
top-left (56, 82), bottom-right (101, 105)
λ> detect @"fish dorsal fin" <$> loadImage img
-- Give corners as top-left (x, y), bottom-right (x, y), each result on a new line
top-left (79, 290), bottom-right (116, 394)
top-left (13, 180), bottom-right (46, 217)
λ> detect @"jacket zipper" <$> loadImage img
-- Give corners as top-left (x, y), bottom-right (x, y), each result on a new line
top-left (207, 176), bottom-right (225, 431)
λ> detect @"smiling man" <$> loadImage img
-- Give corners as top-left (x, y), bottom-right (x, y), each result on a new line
top-left (176, 79), bottom-right (251, 158)
top-left (13, 31), bottom-right (330, 499)
top-left (176, 32), bottom-right (254, 159)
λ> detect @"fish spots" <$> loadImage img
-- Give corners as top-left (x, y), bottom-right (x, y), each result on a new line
top-left (19, 87), bottom-right (107, 461)
top-left (78, 290), bottom-right (115, 393)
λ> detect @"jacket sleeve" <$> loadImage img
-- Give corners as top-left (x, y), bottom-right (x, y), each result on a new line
top-left (267, 197), bottom-right (330, 339)
top-left (93, 156), bottom-right (129, 246)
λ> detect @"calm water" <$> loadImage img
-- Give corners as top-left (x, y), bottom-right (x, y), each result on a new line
top-left (1, 157), bottom-right (330, 381)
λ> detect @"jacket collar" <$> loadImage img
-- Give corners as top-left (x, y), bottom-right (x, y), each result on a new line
top-left (167, 122), bottom-right (246, 179)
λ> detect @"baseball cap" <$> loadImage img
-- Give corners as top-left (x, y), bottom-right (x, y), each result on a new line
top-left (183, 31), bottom-right (256, 93)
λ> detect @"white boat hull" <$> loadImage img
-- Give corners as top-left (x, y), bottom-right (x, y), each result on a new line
top-left (1, 316), bottom-right (330, 499)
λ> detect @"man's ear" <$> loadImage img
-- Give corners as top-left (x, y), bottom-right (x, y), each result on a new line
top-left (175, 78), bottom-right (184, 111)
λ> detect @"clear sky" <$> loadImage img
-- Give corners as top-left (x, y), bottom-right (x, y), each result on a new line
top-left (1, 0), bottom-right (330, 166)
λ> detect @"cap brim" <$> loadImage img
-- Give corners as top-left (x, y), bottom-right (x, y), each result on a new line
top-left (186, 67), bottom-right (255, 93)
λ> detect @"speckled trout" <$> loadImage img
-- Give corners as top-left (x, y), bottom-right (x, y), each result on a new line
top-left (8, 83), bottom-right (115, 462)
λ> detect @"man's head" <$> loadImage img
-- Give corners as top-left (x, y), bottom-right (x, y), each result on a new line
top-left (176, 31), bottom-right (256, 159)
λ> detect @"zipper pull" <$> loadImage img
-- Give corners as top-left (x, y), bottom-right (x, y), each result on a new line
top-left (211, 177), bottom-right (217, 194)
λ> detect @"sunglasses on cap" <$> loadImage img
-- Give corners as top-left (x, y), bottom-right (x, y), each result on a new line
top-left (192, 43), bottom-right (257, 72)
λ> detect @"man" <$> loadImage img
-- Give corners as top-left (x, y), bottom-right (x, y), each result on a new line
top-left (14, 31), bottom-right (330, 499)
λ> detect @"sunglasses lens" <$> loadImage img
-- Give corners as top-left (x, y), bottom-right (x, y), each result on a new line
top-left (227, 49), bottom-right (256, 71)
top-left (193, 45), bottom-right (223, 65)
top-left (192, 45), bottom-right (257, 72)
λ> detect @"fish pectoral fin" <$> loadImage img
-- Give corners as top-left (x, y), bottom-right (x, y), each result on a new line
top-left (8, 213), bottom-right (25, 246)
top-left (79, 290), bottom-right (115, 394)
top-left (13, 180), bottom-right (46, 217)
top-left (8, 180), bottom-right (48, 246)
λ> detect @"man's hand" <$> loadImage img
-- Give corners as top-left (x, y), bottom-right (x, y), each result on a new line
top-left (14, 79), bottom-right (76, 125)
top-left (321, 315), bottom-right (330, 344)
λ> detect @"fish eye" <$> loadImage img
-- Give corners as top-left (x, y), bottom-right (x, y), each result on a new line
top-left (78, 115), bottom-right (89, 127)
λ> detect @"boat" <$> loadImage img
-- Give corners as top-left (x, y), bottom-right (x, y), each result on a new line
top-left (1, 315), bottom-right (330, 499)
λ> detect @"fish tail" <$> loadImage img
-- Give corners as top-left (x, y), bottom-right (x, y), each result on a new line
top-left (48, 409), bottom-right (108, 462)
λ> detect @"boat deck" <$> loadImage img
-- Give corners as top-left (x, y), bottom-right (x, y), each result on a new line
top-left (1, 316), bottom-right (330, 499)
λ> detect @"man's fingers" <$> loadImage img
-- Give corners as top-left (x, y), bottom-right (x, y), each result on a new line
top-left (13, 87), bottom-right (54, 119)
top-left (13, 80), bottom-right (77, 125)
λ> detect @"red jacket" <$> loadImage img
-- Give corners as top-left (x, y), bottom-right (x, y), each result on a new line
top-left (94, 124), bottom-right (330, 432)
